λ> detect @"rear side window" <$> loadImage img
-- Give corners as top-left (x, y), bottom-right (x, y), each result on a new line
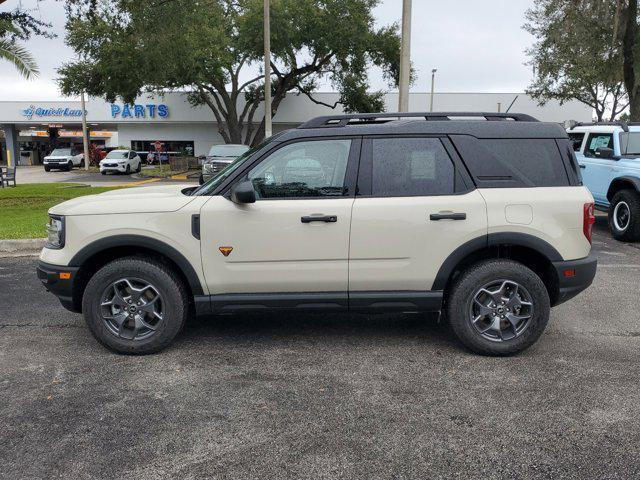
top-left (371, 137), bottom-right (455, 196)
top-left (450, 135), bottom-right (570, 188)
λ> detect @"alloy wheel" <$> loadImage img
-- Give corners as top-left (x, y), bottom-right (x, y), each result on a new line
top-left (613, 201), bottom-right (631, 232)
top-left (468, 279), bottom-right (534, 342)
top-left (100, 278), bottom-right (164, 340)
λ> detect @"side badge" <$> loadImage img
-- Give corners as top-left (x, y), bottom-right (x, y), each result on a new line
top-left (219, 246), bottom-right (233, 257)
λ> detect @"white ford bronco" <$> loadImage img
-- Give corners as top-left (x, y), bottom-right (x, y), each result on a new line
top-left (38, 112), bottom-right (597, 356)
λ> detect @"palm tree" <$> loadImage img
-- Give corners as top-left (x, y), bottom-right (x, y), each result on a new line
top-left (0, 18), bottom-right (39, 79)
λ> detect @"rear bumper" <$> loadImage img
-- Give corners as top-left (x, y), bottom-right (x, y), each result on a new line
top-left (36, 261), bottom-right (80, 312)
top-left (552, 253), bottom-right (597, 305)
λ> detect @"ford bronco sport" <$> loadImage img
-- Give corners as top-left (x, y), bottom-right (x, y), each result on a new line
top-left (567, 122), bottom-right (640, 241)
top-left (38, 112), bottom-right (597, 356)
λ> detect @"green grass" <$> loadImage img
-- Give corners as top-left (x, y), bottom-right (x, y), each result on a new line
top-left (0, 183), bottom-right (120, 239)
top-left (138, 166), bottom-right (187, 178)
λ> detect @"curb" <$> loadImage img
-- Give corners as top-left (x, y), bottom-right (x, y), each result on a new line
top-left (0, 238), bottom-right (46, 257)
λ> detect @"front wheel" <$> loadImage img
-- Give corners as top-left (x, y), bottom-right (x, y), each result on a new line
top-left (44, 165), bottom-right (51, 172)
top-left (66, 161), bottom-right (73, 171)
top-left (446, 259), bottom-right (550, 356)
top-left (125, 164), bottom-right (131, 175)
top-left (82, 257), bottom-right (189, 354)
top-left (608, 189), bottom-right (640, 242)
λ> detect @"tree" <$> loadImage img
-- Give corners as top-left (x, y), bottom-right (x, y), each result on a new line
top-left (524, 0), bottom-right (628, 121)
top-left (0, 6), bottom-right (53, 79)
top-left (616, 0), bottom-right (640, 120)
top-left (59, 0), bottom-right (401, 146)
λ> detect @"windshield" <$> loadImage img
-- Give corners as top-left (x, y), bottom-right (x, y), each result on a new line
top-left (208, 144), bottom-right (250, 157)
top-left (50, 148), bottom-right (72, 156)
top-left (105, 151), bottom-right (129, 159)
top-left (192, 134), bottom-right (284, 196)
top-left (619, 132), bottom-right (640, 155)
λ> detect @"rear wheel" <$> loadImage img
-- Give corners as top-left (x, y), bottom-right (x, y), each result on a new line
top-left (136, 161), bottom-right (142, 173)
top-left (446, 259), bottom-right (550, 356)
top-left (608, 189), bottom-right (640, 242)
top-left (82, 257), bottom-right (189, 354)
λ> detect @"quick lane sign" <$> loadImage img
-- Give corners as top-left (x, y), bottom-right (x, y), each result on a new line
top-left (21, 105), bottom-right (84, 120)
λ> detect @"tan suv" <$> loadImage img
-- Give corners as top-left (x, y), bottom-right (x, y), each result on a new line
top-left (37, 112), bottom-right (597, 356)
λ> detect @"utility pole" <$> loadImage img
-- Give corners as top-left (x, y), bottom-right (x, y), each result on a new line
top-left (398, 0), bottom-right (412, 112)
top-left (429, 68), bottom-right (437, 112)
top-left (80, 91), bottom-right (90, 171)
top-left (263, 0), bottom-right (272, 138)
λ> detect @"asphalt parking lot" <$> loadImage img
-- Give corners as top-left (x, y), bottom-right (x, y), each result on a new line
top-left (1, 216), bottom-right (640, 479)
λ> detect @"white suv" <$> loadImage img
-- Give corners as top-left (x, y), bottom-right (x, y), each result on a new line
top-left (43, 147), bottom-right (84, 171)
top-left (99, 149), bottom-right (142, 175)
top-left (37, 113), bottom-right (597, 356)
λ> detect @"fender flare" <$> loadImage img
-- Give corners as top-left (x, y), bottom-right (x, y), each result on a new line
top-left (432, 232), bottom-right (562, 290)
top-left (69, 234), bottom-right (204, 296)
top-left (607, 176), bottom-right (640, 201)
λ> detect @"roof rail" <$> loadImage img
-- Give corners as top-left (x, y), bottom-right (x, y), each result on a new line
top-left (298, 112), bottom-right (540, 129)
top-left (568, 120), bottom-right (630, 132)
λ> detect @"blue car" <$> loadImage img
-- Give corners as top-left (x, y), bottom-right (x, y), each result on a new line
top-left (567, 123), bottom-right (640, 241)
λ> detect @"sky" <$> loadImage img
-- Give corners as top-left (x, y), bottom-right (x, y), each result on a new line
top-left (0, 0), bottom-right (537, 101)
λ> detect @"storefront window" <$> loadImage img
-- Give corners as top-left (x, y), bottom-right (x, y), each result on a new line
top-left (131, 140), bottom-right (195, 156)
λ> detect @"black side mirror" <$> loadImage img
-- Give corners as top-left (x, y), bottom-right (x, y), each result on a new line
top-left (230, 180), bottom-right (256, 204)
top-left (595, 147), bottom-right (615, 159)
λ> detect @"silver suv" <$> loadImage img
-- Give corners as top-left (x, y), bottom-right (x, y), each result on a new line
top-left (200, 144), bottom-right (250, 184)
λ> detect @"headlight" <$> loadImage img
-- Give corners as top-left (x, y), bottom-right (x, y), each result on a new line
top-left (46, 215), bottom-right (65, 249)
top-left (204, 163), bottom-right (213, 173)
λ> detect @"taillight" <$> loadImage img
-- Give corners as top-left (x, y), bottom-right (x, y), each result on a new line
top-left (583, 202), bottom-right (596, 244)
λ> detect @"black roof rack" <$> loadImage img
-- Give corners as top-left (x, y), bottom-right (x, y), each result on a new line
top-left (568, 120), bottom-right (630, 132)
top-left (298, 112), bottom-right (540, 129)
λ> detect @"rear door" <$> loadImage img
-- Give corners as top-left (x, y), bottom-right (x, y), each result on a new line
top-left (348, 136), bottom-right (487, 302)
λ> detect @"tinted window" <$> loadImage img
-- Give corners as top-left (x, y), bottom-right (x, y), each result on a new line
top-left (585, 133), bottom-right (613, 158)
top-left (479, 139), bottom-right (570, 187)
top-left (619, 132), bottom-right (640, 155)
top-left (245, 139), bottom-right (351, 199)
top-left (568, 132), bottom-right (585, 152)
top-left (371, 138), bottom-right (455, 196)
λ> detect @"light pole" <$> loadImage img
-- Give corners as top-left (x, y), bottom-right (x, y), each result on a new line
top-left (80, 91), bottom-right (90, 171)
top-left (429, 68), bottom-right (437, 112)
top-left (398, 0), bottom-right (412, 112)
top-left (263, 0), bottom-right (272, 139)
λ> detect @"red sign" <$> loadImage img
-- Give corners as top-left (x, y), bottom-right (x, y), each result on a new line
top-left (154, 141), bottom-right (162, 151)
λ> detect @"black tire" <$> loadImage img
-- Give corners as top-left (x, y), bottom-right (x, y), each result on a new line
top-left (136, 161), bottom-right (142, 173)
top-left (44, 165), bottom-right (51, 172)
top-left (446, 259), bottom-right (550, 356)
top-left (67, 161), bottom-right (73, 171)
top-left (608, 189), bottom-right (640, 242)
top-left (125, 164), bottom-right (131, 175)
top-left (82, 257), bottom-right (189, 354)
top-left (101, 170), bottom-right (107, 175)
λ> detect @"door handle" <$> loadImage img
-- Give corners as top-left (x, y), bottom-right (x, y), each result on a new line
top-left (430, 212), bottom-right (467, 221)
top-left (579, 164), bottom-right (586, 169)
top-left (301, 215), bottom-right (337, 223)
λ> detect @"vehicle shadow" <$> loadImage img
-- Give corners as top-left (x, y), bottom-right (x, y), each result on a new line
top-left (179, 311), bottom-right (456, 348)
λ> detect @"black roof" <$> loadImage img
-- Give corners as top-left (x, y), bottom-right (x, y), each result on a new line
top-left (278, 112), bottom-right (568, 141)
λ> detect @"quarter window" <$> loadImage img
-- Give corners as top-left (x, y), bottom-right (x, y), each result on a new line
top-left (245, 139), bottom-right (352, 199)
top-left (585, 133), bottom-right (614, 157)
top-left (371, 137), bottom-right (455, 197)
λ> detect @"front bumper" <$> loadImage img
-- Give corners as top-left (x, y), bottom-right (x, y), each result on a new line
top-left (553, 253), bottom-right (597, 305)
top-left (36, 261), bottom-right (80, 312)
top-left (100, 164), bottom-right (127, 172)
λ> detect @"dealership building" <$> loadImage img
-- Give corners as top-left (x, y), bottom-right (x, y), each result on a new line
top-left (0, 92), bottom-right (591, 166)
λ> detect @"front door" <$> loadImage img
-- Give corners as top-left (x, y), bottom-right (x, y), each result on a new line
top-left (199, 137), bottom-right (359, 298)
top-left (578, 132), bottom-right (616, 204)
top-left (348, 136), bottom-right (488, 296)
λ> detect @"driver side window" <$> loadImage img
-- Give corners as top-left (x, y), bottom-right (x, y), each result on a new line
top-left (243, 139), bottom-right (352, 199)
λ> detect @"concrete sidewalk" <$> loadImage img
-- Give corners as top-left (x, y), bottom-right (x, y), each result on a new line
top-left (0, 238), bottom-right (46, 257)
